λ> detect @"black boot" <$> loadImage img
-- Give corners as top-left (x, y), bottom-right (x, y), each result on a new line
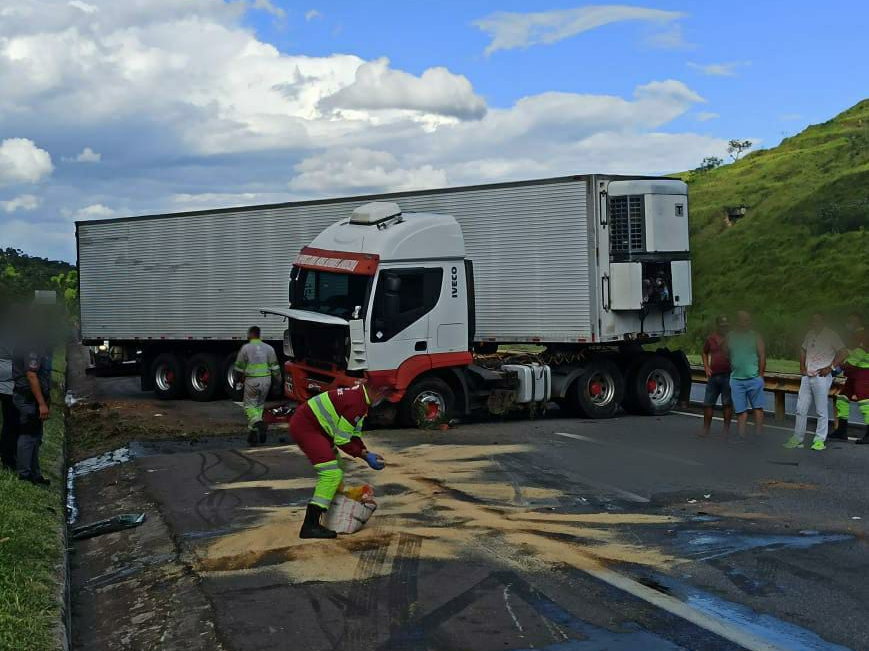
top-left (256, 421), bottom-right (268, 444)
top-left (856, 425), bottom-right (869, 445)
top-left (247, 428), bottom-right (258, 447)
top-left (299, 504), bottom-right (337, 539)
top-left (828, 419), bottom-right (848, 441)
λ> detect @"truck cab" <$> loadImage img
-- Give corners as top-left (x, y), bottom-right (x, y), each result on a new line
top-left (267, 202), bottom-right (472, 414)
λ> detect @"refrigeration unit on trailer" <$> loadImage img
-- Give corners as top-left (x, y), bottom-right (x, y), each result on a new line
top-left (77, 174), bottom-right (692, 421)
top-left (262, 175), bottom-right (693, 427)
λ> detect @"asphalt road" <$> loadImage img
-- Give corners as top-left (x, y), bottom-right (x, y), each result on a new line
top-left (68, 394), bottom-right (868, 651)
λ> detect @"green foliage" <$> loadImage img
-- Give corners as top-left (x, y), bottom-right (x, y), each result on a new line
top-left (0, 249), bottom-right (75, 315)
top-left (696, 156), bottom-right (723, 172)
top-left (678, 99), bottom-right (869, 359)
top-left (0, 351), bottom-right (66, 651)
top-left (726, 139), bottom-right (753, 161)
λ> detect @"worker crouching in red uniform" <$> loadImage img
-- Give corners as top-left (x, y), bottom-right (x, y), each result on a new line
top-left (289, 383), bottom-right (387, 539)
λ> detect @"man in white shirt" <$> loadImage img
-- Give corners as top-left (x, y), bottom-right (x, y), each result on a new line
top-left (784, 312), bottom-right (847, 451)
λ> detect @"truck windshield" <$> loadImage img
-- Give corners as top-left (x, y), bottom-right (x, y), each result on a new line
top-left (289, 267), bottom-right (370, 320)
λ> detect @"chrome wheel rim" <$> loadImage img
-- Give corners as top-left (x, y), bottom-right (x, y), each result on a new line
top-left (587, 371), bottom-right (616, 406)
top-left (226, 365), bottom-right (242, 392)
top-left (155, 364), bottom-right (175, 391)
top-left (414, 391), bottom-right (445, 424)
top-left (646, 369), bottom-right (675, 407)
top-left (191, 364), bottom-right (210, 392)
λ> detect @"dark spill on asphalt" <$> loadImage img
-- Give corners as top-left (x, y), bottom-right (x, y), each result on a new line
top-left (650, 574), bottom-right (854, 651)
top-left (670, 529), bottom-right (851, 561)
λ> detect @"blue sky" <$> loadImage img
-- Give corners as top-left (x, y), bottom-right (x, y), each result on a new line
top-left (0, 0), bottom-right (866, 262)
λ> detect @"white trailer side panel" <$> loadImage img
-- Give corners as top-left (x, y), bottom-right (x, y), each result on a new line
top-left (78, 178), bottom-right (594, 343)
top-left (388, 179), bottom-right (592, 342)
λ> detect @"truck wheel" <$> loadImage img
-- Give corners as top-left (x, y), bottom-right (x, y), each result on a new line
top-left (186, 353), bottom-right (222, 402)
top-left (569, 358), bottom-right (624, 419)
top-left (151, 353), bottom-right (185, 400)
top-left (222, 352), bottom-right (243, 401)
top-left (400, 377), bottom-right (455, 428)
top-left (625, 356), bottom-right (681, 416)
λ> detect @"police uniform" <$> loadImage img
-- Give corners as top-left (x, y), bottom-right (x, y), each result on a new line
top-left (12, 349), bottom-right (51, 482)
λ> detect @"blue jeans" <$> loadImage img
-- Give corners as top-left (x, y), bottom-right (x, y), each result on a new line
top-left (730, 376), bottom-right (765, 414)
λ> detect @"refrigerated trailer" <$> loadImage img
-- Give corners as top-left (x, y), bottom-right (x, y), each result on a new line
top-left (77, 174), bottom-right (692, 421)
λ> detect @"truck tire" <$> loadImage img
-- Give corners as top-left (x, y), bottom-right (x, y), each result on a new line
top-left (569, 358), bottom-right (624, 419)
top-left (222, 352), bottom-right (243, 402)
top-left (185, 353), bottom-right (222, 402)
top-left (151, 353), bottom-right (185, 400)
top-left (399, 377), bottom-right (455, 428)
top-left (624, 355), bottom-right (681, 416)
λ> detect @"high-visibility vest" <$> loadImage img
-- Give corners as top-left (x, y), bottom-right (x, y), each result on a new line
top-left (234, 339), bottom-right (280, 378)
top-left (307, 386), bottom-right (370, 447)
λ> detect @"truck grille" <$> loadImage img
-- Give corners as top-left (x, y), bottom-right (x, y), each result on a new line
top-left (609, 195), bottom-right (645, 259)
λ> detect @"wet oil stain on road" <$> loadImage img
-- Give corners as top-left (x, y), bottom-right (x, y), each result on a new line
top-left (650, 575), bottom-right (854, 651)
top-left (669, 529), bottom-right (851, 561)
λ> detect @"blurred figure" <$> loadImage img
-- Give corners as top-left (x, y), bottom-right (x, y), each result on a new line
top-left (0, 327), bottom-right (18, 470)
top-left (699, 315), bottom-right (732, 438)
top-left (12, 338), bottom-right (52, 485)
top-left (784, 312), bottom-right (847, 451)
top-left (831, 313), bottom-right (869, 444)
top-left (728, 311), bottom-right (766, 440)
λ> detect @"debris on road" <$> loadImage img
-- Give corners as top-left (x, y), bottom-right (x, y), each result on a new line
top-left (67, 447), bottom-right (138, 524)
top-left (71, 513), bottom-right (146, 540)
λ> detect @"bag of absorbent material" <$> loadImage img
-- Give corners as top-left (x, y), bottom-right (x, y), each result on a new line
top-left (325, 485), bottom-right (377, 534)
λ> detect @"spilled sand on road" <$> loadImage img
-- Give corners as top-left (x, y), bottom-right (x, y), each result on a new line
top-left (197, 442), bottom-right (678, 583)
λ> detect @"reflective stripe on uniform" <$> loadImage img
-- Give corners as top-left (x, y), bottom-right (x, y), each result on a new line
top-left (311, 458), bottom-right (343, 509)
top-left (308, 392), bottom-right (356, 446)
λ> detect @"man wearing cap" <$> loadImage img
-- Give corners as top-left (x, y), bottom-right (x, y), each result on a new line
top-left (699, 315), bottom-right (733, 438)
top-left (288, 383), bottom-right (387, 539)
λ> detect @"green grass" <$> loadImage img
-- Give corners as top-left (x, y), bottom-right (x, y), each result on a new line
top-left (672, 99), bottom-right (869, 360)
top-left (0, 351), bottom-right (67, 651)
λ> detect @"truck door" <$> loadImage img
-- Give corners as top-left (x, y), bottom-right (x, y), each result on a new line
top-left (366, 266), bottom-right (444, 371)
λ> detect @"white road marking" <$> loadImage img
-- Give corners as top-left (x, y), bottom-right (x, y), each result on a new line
top-left (554, 432), bottom-right (702, 467)
top-left (673, 410), bottom-right (859, 440)
top-left (502, 585), bottom-right (525, 635)
top-left (584, 566), bottom-right (792, 651)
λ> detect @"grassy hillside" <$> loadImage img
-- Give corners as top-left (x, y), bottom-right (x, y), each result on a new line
top-left (0, 248), bottom-right (77, 315)
top-left (675, 99), bottom-right (869, 358)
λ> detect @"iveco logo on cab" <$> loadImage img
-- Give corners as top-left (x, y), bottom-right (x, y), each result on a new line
top-left (451, 266), bottom-right (458, 298)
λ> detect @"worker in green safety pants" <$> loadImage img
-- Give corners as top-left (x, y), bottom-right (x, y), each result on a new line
top-left (234, 326), bottom-right (281, 446)
top-left (830, 313), bottom-right (869, 443)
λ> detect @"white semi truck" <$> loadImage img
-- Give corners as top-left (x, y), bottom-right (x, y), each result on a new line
top-left (77, 175), bottom-right (692, 425)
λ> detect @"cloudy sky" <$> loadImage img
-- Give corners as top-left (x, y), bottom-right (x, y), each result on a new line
top-left (0, 0), bottom-right (865, 262)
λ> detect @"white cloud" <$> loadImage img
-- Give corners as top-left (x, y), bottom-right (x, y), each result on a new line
top-left (0, 0), bottom-right (727, 262)
top-left (0, 139), bottom-right (54, 186)
top-left (687, 61), bottom-right (750, 77)
top-left (68, 0), bottom-right (97, 14)
top-left (1, 194), bottom-right (41, 213)
top-left (696, 111), bottom-right (719, 122)
top-left (644, 23), bottom-right (690, 50)
top-left (74, 203), bottom-right (116, 220)
top-left (320, 58), bottom-right (487, 120)
top-left (290, 149), bottom-right (448, 195)
top-left (252, 0), bottom-right (285, 19)
top-left (474, 5), bottom-right (686, 55)
top-left (305, 9), bottom-right (322, 21)
top-left (66, 147), bottom-right (101, 163)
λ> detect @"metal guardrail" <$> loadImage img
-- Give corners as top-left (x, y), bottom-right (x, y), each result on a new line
top-left (690, 366), bottom-right (845, 422)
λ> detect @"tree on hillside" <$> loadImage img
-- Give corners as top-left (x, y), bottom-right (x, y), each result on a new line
top-left (727, 139), bottom-right (753, 161)
top-left (696, 156), bottom-right (723, 172)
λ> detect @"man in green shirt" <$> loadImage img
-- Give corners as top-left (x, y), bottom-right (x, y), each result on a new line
top-left (728, 311), bottom-right (767, 440)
